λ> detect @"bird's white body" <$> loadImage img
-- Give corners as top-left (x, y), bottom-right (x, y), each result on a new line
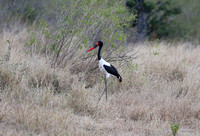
top-left (99, 58), bottom-right (111, 79)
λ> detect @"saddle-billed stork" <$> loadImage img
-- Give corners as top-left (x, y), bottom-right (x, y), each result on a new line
top-left (87, 41), bottom-right (122, 101)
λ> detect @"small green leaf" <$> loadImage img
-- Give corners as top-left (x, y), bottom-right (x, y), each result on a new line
top-left (118, 37), bottom-right (122, 41)
top-left (7, 40), bottom-right (10, 44)
top-left (52, 44), bottom-right (56, 51)
top-left (111, 42), bottom-right (115, 48)
top-left (153, 51), bottom-right (159, 55)
top-left (135, 64), bottom-right (138, 70)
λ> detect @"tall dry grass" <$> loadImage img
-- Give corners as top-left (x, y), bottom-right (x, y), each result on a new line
top-left (0, 29), bottom-right (200, 135)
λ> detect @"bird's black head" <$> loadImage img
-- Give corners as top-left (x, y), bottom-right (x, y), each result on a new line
top-left (87, 41), bottom-right (104, 52)
top-left (97, 41), bottom-right (103, 47)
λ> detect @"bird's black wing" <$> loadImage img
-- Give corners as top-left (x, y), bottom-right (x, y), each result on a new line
top-left (103, 64), bottom-right (119, 77)
top-left (103, 64), bottom-right (122, 82)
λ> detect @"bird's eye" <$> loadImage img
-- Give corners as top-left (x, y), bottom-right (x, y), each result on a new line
top-left (96, 42), bottom-right (99, 46)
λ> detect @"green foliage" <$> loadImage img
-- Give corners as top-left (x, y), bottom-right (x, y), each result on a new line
top-left (26, 0), bottom-right (133, 68)
top-left (126, 0), bottom-right (184, 39)
top-left (24, 5), bottom-right (38, 23)
top-left (169, 122), bottom-right (180, 136)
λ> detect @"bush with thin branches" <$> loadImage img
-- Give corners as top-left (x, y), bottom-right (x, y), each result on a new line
top-left (25, 0), bottom-right (134, 71)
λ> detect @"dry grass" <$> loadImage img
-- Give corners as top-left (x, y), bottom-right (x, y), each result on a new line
top-left (0, 29), bottom-right (200, 136)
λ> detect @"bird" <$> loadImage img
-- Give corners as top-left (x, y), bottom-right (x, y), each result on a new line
top-left (87, 41), bottom-right (122, 101)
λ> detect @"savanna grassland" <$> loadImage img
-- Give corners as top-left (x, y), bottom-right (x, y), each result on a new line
top-left (1, 0), bottom-right (200, 136)
top-left (0, 29), bottom-right (200, 136)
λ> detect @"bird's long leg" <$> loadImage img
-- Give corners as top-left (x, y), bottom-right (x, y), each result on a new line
top-left (98, 75), bottom-right (107, 102)
top-left (98, 89), bottom-right (105, 102)
top-left (105, 75), bottom-right (107, 100)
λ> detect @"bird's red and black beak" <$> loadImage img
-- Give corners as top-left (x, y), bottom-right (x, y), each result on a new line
top-left (87, 42), bottom-right (99, 52)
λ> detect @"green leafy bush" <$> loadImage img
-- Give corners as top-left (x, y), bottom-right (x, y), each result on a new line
top-left (26, 0), bottom-right (133, 70)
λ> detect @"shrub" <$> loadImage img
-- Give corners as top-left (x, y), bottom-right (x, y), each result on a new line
top-left (25, 0), bottom-right (134, 71)
top-left (169, 122), bottom-right (180, 136)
